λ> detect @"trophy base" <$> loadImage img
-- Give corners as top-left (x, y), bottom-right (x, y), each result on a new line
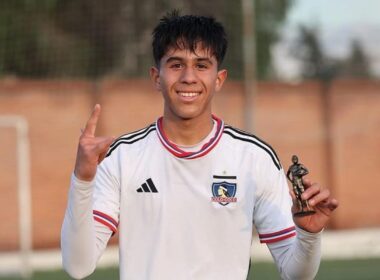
top-left (293, 210), bottom-right (316, 217)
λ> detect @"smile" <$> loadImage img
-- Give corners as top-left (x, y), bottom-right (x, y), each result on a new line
top-left (178, 92), bottom-right (200, 97)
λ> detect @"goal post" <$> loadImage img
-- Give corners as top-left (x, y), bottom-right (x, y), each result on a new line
top-left (0, 116), bottom-right (32, 279)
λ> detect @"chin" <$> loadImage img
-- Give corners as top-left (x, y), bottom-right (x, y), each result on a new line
top-left (172, 107), bottom-right (200, 120)
top-left (177, 114), bottom-right (198, 121)
top-left (166, 105), bottom-right (209, 121)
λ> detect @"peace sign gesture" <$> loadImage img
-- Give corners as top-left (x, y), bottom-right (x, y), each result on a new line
top-left (74, 104), bottom-right (114, 182)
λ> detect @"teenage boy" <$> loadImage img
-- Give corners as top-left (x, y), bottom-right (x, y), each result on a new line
top-left (62, 11), bottom-right (338, 280)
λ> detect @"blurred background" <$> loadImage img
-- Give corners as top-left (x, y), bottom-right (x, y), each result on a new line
top-left (0, 0), bottom-right (379, 279)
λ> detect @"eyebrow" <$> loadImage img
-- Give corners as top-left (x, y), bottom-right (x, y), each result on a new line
top-left (165, 56), bottom-right (214, 65)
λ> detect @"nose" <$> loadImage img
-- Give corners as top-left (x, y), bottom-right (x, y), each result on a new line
top-left (180, 66), bottom-right (197, 84)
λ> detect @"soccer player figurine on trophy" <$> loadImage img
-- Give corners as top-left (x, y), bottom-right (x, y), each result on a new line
top-left (286, 155), bottom-right (316, 217)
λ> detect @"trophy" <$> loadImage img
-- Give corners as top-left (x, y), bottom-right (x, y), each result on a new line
top-left (286, 155), bottom-right (316, 217)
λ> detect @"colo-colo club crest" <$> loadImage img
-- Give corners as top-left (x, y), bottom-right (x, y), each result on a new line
top-left (211, 182), bottom-right (237, 206)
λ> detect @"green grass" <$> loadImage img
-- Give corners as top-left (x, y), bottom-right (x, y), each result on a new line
top-left (0, 267), bottom-right (118, 280)
top-left (248, 258), bottom-right (380, 280)
top-left (1, 258), bottom-right (379, 279)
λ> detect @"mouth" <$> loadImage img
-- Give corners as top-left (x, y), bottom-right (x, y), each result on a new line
top-left (177, 91), bottom-right (201, 101)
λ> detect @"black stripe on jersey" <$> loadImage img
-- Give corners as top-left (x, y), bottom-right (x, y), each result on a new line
top-left (141, 183), bottom-right (150, 192)
top-left (110, 124), bottom-right (155, 148)
top-left (106, 124), bottom-right (156, 158)
top-left (223, 126), bottom-right (281, 171)
top-left (213, 175), bottom-right (237, 179)
top-left (146, 178), bottom-right (158, 193)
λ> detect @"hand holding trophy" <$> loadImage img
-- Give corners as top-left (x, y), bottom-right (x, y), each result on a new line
top-left (286, 155), bottom-right (316, 217)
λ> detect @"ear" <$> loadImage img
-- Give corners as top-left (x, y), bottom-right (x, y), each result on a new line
top-left (215, 69), bottom-right (228, 92)
top-left (150, 66), bottom-right (161, 91)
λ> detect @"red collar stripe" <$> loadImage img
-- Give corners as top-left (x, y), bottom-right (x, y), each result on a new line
top-left (156, 116), bottom-right (224, 159)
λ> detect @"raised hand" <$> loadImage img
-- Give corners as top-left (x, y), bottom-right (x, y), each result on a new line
top-left (74, 104), bottom-right (114, 182)
top-left (292, 178), bottom-right (339, 233)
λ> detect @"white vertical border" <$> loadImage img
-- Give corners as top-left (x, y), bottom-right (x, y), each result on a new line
top-left (0, 116), bottom-right (32, 279)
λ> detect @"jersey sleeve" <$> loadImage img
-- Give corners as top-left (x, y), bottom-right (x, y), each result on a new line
top-left (267, 227), bottom-right (322, 279)
top-left (61, 174), bottom-right (114, 279)
top-left (253, 154), bottom-right (296, 244)
top-left (93, 153), bottom-right (120, 234)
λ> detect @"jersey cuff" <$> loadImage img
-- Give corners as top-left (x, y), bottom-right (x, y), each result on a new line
top-left (71, 173), bottom-right (95, 189)
top-left (93, 210), bottom-right (118, 234)
top-left (259, 226), bottom-right (296, 243)
top-left (296, 226), bottom-right (323, 238)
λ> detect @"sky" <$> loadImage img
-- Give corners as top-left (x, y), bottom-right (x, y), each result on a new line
top-left (288, 0), bottom-right (380, 28)
top-left (273, 0), bottom-right (380, 81)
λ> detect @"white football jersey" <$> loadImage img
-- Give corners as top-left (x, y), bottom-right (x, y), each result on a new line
top-left (92, 115), bottom-right (295, 280)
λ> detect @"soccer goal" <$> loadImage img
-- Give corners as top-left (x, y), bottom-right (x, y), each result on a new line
top-left (0, 116), bottom-right (32, 279)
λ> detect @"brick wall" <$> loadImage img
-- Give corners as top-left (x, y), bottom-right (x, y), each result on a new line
top-left (0, 78), bottom-right (379, 250)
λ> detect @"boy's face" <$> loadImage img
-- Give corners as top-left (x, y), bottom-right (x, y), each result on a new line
top-left (150, 43), bottom-right (227, 122)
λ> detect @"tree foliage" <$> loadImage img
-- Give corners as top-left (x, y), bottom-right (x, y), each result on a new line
top-left (340, 39), bottom-right (372, 78)
top-left (0, 0), bottom-right (293, 80)
top-left (291, 24), bottom-right (372, 81)
top-left (255, 0), bottom-right (294, 79)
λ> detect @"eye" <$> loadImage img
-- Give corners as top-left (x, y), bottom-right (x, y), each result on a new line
top-left (196, 63), bottom-right (208, 70)
top-left (169, 63), bottom-right (183, 69)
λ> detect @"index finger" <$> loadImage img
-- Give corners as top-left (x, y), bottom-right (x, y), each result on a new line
top-left (83, 104), bottom-right (101, 137)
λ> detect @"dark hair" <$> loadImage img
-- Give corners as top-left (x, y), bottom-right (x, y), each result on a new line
top-left (152, 10), bottom-right (228, 68)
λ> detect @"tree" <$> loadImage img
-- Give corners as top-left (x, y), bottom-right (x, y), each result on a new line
top-left (255, 0), bottom-right (294, 79)
top-left (339, 39), bottom-right (372, 79)
top-left (0, 0), bottom-right (294, 80)
top-left (0, 0), bottom-right (60, 77)
top-left (299, 25), bottom-right (324, 78)
top-left (291, 24), bottom-right (373, 81)
top-left (290, 24), bottom-right (334, 81)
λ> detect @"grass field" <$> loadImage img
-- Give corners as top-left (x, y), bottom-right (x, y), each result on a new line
top-left (1, 258), bottom-right (379, 279)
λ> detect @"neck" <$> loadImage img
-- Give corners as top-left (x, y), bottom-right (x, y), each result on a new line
top-left (161, 115), bottom-right (214, 146)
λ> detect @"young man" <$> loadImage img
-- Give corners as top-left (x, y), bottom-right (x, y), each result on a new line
top-left (61, 11), bottom-right (338, 280)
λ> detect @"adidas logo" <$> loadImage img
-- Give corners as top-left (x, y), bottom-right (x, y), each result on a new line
top-left (136, 178), bottom-right (158, 193)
